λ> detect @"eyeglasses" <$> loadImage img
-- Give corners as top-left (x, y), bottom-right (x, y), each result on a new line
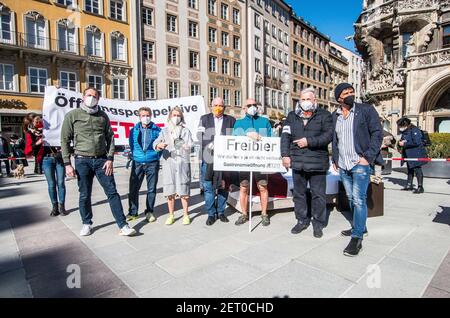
top-left (247, 104), bottom-right (257, 107)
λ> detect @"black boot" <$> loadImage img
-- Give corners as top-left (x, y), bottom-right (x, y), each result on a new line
top-left (50, 204), bottom-right (60, 217)
top-left (343, 237), bottom-right (363, 257)
top-left (402, 171), bottom-right (414, 191)
top-left (58, 203), bottom-right (67, 216)
top-left (413, 173), bottom-right (424, 194)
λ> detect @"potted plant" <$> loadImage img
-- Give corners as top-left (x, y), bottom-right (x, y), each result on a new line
top-left (422, 133), bottom-right (450, 178)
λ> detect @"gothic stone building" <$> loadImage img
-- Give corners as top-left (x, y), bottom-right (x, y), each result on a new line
top-left (354, 0), bottom-right (450, 133)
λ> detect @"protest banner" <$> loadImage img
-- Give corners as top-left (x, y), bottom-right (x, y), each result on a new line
top-left (42, 86), bottom-right (206, 146)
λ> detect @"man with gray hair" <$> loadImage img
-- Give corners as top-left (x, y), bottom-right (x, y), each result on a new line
top-left (281, 87), bottom-right (333, 238)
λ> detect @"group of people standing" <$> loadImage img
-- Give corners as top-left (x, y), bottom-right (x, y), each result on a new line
top-left (6, 81), bottom-right (429, 258)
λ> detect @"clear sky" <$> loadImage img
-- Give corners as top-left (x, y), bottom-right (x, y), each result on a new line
top-left (287, 0), bottom-right (364, 53)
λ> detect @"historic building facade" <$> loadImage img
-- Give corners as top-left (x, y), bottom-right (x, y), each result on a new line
top-left (291, 14), bottom-right (331, 110)
top-left (329, 43), bottom-right (350, 111)
top-left (355, 0), bottom-right (450, 133)
top-left (0, 0), bottom-right (134, 135)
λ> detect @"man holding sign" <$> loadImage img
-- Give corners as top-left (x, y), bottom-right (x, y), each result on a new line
top-left (232, 98), bottom-right (273, 227)
top-left (61, 87), bottom-right (136, 237)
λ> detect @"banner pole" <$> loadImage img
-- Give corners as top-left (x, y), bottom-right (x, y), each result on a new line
top-left (249, 171), bottom-right (253, 233)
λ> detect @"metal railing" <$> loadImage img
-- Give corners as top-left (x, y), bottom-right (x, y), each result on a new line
top-left (0, 31), bottom-right (89, 57)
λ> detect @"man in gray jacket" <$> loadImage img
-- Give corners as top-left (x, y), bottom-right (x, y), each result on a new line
top-left (61, 87), bottom-right (136, 237)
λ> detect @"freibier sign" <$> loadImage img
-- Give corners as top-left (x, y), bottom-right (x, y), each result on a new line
top-left (213, 135), bottom-right (285, 173)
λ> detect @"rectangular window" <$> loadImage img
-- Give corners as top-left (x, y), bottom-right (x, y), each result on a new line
top-left (110, 0), bottom-right (124, 21)
top-left (0, 64), bottom-right (14, 91)
top-left (143, 41), bottom-right (154, 60)
top-left (60, 71), bottom-right (77, 91)
top-left (167, 46), bottom-right (178, 65)
top-left (209, 86), bottom-right (218, 103)
top-left (223, 89), bottom-right (230, 105)
top-left (265, 88), bottom-right (270, 106)
top-left (167, 14), bottom-right (177, 33)
top-left (113, 78), bottom-right (126, 99)
top-left (0, 12), bottom-right (11, 43)
top-left (271, 90), bottom-right (276, 107)
top-left (234, 90), bottom-right (241, 106)
top-left (233, 8), bottom-right (240, 25)
top-left (255, 36), bottom-right (260, 51)
top-left (188, 0), bottom-right (197, 9)
top-left (88, 75), bottom-right (103, 95)
top-left (209, 27), bottom-right (217, 43)
top-left (190, 83), bottom-right (200, 96)
top-left (255, 58), bottom-right (261, 73)
top-left (57, 0), bottom-right (73, 6)
top-left (209, 56), bottom-right (217, 72)
top-left (233, 35), bottom-right (240, 50)
top-left (208, 0), bottom-right (216, 16)
top-left (142, 7), bottom-right (153, 26)
top-left (221, 3), bottom-right (228, 20)
top-left (85, 0), bottom-right (100, 14)
top-left (188, 21), bottom-right (198, 38)
top-left (168, 81), bottom-right (179, 98)
top-left (144, 78), bottom-right (156, 99)
top-left (254, 13), bottom-right (260, 29)
top-left (189, 51), bottom-right (199, 69)
top-left (58, 25), bottom-right (76, 52)
top-left (444, 25), bottom-right (450, 47)
top-left (255, 86), bottom-right (261, 103)
top-left (222, 59), bottom-right (229, 75)
top-left (233, 62), bottom-right (241, 77)
top-left (28, 67), bottom-right (47, 93)
top-left (221, 32), bottom-right (229, 47)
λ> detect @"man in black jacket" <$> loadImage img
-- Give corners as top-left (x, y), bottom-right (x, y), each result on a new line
top-left (332, 83), bottom-right (383, 257)
top-left (197, 97), bottom-right (236, 226)
top-left (281, 87), bottom-right (333, 238)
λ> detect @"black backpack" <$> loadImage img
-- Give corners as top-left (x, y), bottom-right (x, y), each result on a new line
top-left (420, 130), bottom-right (432, 147)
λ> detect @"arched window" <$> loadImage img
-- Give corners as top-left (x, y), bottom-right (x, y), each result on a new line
top-left (0, 3), bottom-right (15, 44)
top-left (110, 31), bottom-right (126, 61)
top-left (24, 11), bottom-right (47, 49)
top-left (85, 25), bottom-right (103, 57)
top-left (57, 19), bottom-right (77, 53)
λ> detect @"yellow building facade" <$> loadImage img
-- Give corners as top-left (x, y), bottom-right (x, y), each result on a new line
top-left (0, 0), bottom-right (133, 135)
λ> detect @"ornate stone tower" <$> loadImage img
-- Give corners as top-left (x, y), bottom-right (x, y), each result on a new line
top-left (354, 0), bottom-right (450, 133)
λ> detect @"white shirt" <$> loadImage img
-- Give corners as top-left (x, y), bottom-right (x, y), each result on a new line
top-left (214, 116), bottom-right (223, 136)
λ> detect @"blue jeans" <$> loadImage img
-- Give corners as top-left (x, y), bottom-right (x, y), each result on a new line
top-left (201, 161), bottom-right (228, 217)
top-left (128, 160), bottom-right (159, 216)
top-left (75, 157), bottom-right (127, 229)
top-left (42, 156), bottom-right (66, 205)
top-left (339, 164), bottom-right (373, 239)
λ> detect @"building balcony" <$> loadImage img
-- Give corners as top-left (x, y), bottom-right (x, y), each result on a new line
top-left (0, 31), bottom-right (87, 61)
top-left (407, 48), bottom-right (450, 70)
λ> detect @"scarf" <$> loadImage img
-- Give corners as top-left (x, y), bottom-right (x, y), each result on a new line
top-left (81, 103), bottom-right (99, 114)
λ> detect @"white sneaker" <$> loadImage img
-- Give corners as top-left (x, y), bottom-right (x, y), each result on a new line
top-left (119, 224), bottom-right (136, 236)
top-left (146, 212), bottom-right (156, 223)
top-left (80, 224), bottom-right (92, 236)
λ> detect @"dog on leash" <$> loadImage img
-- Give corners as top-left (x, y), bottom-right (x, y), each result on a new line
top-left (13, 164), bottom-right (25, 179)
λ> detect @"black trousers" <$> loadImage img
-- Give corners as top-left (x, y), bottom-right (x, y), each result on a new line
top-left (292, 169), bottom-right (327, 229)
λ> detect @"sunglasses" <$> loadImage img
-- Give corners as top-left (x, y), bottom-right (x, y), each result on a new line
top-left (247, 104), bottom-right (257, 107)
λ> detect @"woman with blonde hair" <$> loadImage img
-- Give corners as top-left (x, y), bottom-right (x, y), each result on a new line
top-left (153, 107), bottom-right (193, 225)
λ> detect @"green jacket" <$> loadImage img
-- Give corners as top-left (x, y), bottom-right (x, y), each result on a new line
top-left (61, 108), bottom-right (115, 164)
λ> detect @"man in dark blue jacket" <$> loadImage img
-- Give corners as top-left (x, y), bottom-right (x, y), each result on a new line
top-left (127, 107), bottom-right (161, 222)
top-left (332, 83), bottom-right (383, 257)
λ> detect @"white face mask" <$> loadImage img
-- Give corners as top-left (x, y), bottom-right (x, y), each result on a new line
top-left (399, 127), bottom-right (406, 132)
top-left (247, 106), bottom-right (257, 116)
top-left (140, 116), bottom-right (151, 126)
top-left (84, 96), bottom-right (98, 108)
top-left (171, 116), bottom-right (181, 126)
top-left (300, 101), bottom-right (315, 112)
